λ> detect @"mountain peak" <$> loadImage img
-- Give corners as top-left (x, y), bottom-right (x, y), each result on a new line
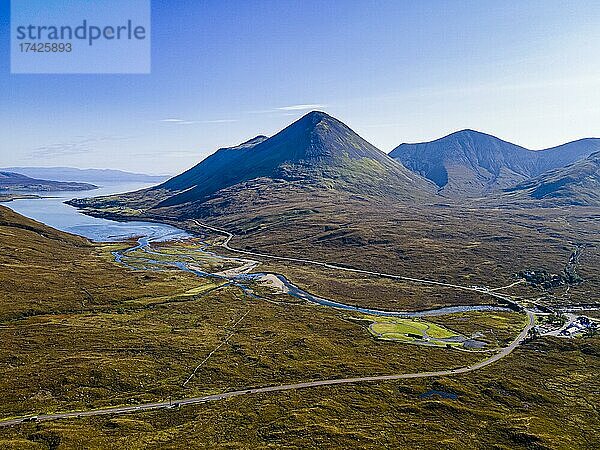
top-left (261, 110), bottom-right (406, 168)
top-left (290, 110), bottom-right (343, 134)
top-left (299, 110), bottom-right (332, 121)
top-left (454, 128), bottom-right (489, 137)
top-left (85, 112), bottom-right (434, 210)
top-left (390, 127), bottom-right (600, 197)
top-left (439, 129), bottom-right (512, 144)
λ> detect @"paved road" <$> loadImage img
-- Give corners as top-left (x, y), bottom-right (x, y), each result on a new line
top-left (192, 221), bottom-right (518, 304)
top-left (0, 311), bottom-right (535, 428)
top-left (0, 222), bottom-right (535, 428)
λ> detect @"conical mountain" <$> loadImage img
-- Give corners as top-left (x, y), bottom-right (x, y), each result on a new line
top-left (501, 151), bottom-right (600, 206)
top-left (70, 112), bottom-right (434, 218)
top-left (390, 130), bottom-right (600, 198)
top-left (156, 111), bottom-right (431, 207)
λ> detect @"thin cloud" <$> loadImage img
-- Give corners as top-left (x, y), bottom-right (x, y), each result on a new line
top-left (30, 136), bottom-right (128, 158)
top-left (247, 104), bottom-right (327, 114)
top-left (201, 119), bottom-right (238, 124)
top-left (363, 123), bottom-right (401, 129)
top-left (246, 109), bottom-right (277, 114)
top-left (277, 104), bottom-right (327, 111)
top-left (130, 150), bottom-right (200, 158)
top-left (159, 118), bottom-right (237, 125)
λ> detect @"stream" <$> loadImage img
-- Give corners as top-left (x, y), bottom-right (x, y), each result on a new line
top-left (116, 234), bottom-right (512, 319)
top-left (3, 184), bottom-right (511, 319)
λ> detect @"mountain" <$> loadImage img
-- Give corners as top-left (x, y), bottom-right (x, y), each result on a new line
top-left (0, 171), bottom-right (97, 192)
top-left (0, 167), bottom-right (169, 183)
top-left (501, 151), bottom-right (600, 207)
top-left (389, 130), bottom-right (600, 198)
top-left (69, 111), bottom-right (434, 218)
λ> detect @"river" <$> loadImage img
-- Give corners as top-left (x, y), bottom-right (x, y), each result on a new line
top-left (2, 183), bottom-right (511, 320)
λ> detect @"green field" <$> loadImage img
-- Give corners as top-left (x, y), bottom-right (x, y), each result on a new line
top-left (363, 315), bottom-right (463, 347)
top-left (1, 205), bottom-right (599, 448)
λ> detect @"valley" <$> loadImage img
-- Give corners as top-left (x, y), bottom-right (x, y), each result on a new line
top-left (0, 196), bottom-right (597, 448)
top-left (4, 2), bottom-right (600, 447)
top-left (1, 111), bottom-right (598, 448)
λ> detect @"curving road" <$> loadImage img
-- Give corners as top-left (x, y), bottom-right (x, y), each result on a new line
top-left (0, 221), bottom-right (535, 428)
top-left (191, 220), bottom-right (519, 304)
top-left (0, 311), bottom-right (534, 428)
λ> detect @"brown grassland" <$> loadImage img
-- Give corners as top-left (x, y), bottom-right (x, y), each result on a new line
top-left (79, 182), bottom-right (599, 308)
top-left (1, 202), bottom-right (599, 449)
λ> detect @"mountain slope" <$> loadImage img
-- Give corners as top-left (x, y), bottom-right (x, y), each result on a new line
top-left (1, 167), bottom-right (168, 183)
top-left (69, 111), bottom-right (434, 218)
top-left (157, 111), bottom-right (432, 207)
top-left (534, 139), bottom-right (600, 172)
top-left (389, 130), bottom-right (600, 198)
top-left (501, 151), bottom-right (600, 206)
top-left (0, 171), bottom-right (97, 192)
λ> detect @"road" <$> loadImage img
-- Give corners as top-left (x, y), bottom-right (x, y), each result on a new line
top-left (0, 310), bottom-right (535, 428)
top-left (0, 221), bottom-right (534, 428)
top-left (192, 220), bottom-right (518, 304)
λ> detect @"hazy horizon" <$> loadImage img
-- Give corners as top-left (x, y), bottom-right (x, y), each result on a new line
top-left (2, 113), bottom-right (600, 176)
top-left (2, 0), bottom-right (600, 173)
top-left (0, 164), bottom-right (171, 177)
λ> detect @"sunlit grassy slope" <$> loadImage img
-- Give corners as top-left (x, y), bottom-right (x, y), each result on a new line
top-left (1, 206), bottom-right (598, 449)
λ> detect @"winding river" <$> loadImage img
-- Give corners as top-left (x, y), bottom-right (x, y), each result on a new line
top-left (3, 183), bottom-right (511, 319)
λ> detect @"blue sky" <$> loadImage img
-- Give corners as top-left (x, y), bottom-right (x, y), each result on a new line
top-left (1, 0), bottom-right (600, 174)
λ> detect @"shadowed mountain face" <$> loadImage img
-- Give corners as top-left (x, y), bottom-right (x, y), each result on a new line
top-left (389, 130), bottom-right (600, 198)
top-left (69, 111), bottom-right (434, 218)
top-left (156, 111), bottom-right (432, 207)
top-left (501, 151), bottom-right (600, 206)
top-left (0, 171), bottom-right (97, 192)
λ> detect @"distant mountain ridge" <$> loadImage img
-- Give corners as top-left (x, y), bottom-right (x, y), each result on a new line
top-left (390, 130), bottom-right (600, 198)
top-left (1, 167), bottom-right (169, 183)
top-left (0, 171), bottom-right (97, 192)
top-left (501, 151), bottom-right (600, 207)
